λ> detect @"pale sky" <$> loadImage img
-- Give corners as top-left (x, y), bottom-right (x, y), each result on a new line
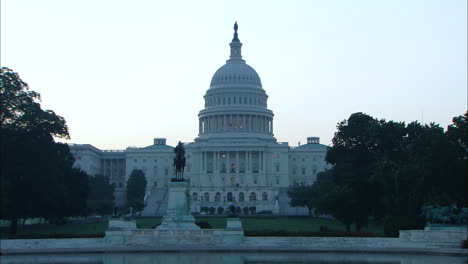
top-left (1, 0), bottom-right (466, 149)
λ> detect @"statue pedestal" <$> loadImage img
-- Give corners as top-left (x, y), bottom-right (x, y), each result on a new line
top-left (156, 181), bottom-right (200, 230)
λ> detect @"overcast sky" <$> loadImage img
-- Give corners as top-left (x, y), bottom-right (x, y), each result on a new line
top-left (2, 0), bottom-right (466, 149)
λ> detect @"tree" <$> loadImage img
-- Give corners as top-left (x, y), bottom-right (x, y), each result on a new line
top-left (324, 113), bottom-right (383, 230)
top-left (0, 67), bottom-right (84, 236)
top-left (322, 112), bottom-right (467, 233)
top-left (0, 67), bottom-right (68, 137)
top-left (87, 174), bottom-right (114, 216)
top-left (126, 169), bottom-right (147, 212)
top-left (287, 183), bottom-right (320, 216)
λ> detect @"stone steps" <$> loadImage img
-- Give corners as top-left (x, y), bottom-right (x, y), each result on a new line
top-left (142, 188), bottom-right (168, 216)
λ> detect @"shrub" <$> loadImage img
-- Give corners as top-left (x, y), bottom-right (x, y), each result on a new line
top-left (384, 216), bottom-right (424, 237)
top-left (256, 210), bottom-right (273, 215)
top-left (319, 225), bottom-right (329, 234)
top-left (462, 238), bottom-right (468, 249)
top-left (195, 221), bottom-right (212, 229)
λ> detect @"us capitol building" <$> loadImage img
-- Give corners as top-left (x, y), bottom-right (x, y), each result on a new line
top-left (70, 24), bottom-right (330, 215)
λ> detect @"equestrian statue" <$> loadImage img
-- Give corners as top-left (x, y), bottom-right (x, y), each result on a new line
top-left (173, 141), bottom-right (186, 182)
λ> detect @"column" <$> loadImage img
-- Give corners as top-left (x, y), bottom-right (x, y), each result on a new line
top-left (236, 152), bottom-right (239, 174)
top-left (271, 118), bottom-right (273, 135)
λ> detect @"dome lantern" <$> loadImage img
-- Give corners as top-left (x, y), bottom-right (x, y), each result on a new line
top-left (229, 22), bottom-right (243, 61)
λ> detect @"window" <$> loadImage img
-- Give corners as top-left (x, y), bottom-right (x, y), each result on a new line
top-left (302, 168), bottom-right (306, 175)
top-left (227, 192), bottom-right (233, 202)
top-left (249, 192), bottom-right (257, 201)
top-left (118, 182), bottom-right (123, 188)
top-left (204, 192), bottom-right (210, 202)
top-left (193, 192), bottom-right (198, 201)
top-left (215, 192), bottom-right (221, 202)
top-left (275, 163), bottom-right (280, 172)
top-left (262, 192), bottom-right (268, 201)
top-left (238, 192), bottom-right (245, 202)
top-left (293, 168), bottom-right (297, 175)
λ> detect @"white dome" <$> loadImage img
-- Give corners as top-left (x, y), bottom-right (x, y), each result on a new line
top-left (209, 61), bottom-right (262, 89)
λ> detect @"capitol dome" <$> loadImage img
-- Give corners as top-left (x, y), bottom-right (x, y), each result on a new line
top-left (210, 62), bottom-right (262, 89)
top-left (196, 22), bottom-right (275, 143)
top-left (209, 23), bottom-right (263, 90)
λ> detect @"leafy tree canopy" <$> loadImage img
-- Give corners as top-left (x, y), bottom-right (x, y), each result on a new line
top-left (126, 169), bottom-right (147, 212)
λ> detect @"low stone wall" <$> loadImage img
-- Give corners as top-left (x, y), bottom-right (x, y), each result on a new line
top-left (1, 236), bottom-right (466, 255)
top-left (0, 238), bottom-right (104, 250)
top-left (399, 228), bottom-right (467, 247)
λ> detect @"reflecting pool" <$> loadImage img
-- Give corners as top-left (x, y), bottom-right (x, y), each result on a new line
top-left (1, 252), bottom-right (466, 264)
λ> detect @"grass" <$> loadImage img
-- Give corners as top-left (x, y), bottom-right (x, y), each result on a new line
top-left (0, 216), bottom-right (384, 239)
top-left (0, 221), bottom-right (108, 239)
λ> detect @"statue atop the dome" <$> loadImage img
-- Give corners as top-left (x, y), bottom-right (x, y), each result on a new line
top-left (234, 22), bottom-right (238, 33)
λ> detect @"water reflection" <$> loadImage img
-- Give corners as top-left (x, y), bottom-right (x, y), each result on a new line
top-left (1, 252), bottom-right (466, 264)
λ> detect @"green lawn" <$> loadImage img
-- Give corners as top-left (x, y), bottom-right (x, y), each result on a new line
top-left (0, 216), bottom-right (384, 239)
top-left (241, 217), bottom-right (384, 236)
top-left (0, 221), bottom-right (108, 239)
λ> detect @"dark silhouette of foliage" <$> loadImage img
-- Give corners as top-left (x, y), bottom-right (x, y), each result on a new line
top-left (0, 67), bottom-right (86, 237)
top-left (87, 174), bottom-right (114, 216)
top-left (318, 112), bottom-right (467, 232)
top-left (126, 169), bottom-right (147, 212)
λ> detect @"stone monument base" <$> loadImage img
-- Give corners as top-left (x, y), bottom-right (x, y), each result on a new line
top-left (105, 180), bottom-right (245, 246)
top-left (156, 181), bottom-right (200, 230)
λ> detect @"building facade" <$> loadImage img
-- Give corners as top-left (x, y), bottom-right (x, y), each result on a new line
top-left (70, 26), bottom-right (330, 215)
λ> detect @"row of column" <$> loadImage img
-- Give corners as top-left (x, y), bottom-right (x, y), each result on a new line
top-left (201, 151), bottom-right (265, 174)
top-left (205, 95), bottom-right (267, 107)
top-left (199, 114), bottom-right (273, 134)
top-left (101, 159), bottom-right (125, 179)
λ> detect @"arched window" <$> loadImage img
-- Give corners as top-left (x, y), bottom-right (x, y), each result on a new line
top-left (193, 192), bottom-right (198, 201)
top-left (204, 192), bottom-right (210, 202)
top-left (215, 192), bottom-right (221, 202)
top-left (239, 192), bottom-right (245, 202)
top-left (118, 182), bottom-right (123, 188)
top-left (262, 192), bottom-right (268, 201)
top-left (227, 192), bottom-right (233, 201)
top-left (249, 192), bottom-right (257, 201)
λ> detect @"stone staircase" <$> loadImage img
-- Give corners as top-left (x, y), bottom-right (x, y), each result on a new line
top-left (142, 187), bottom-right (169, 216)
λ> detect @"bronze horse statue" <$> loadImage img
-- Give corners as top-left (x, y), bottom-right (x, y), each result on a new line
top-left (173, 141), bottom-right (186, 181)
